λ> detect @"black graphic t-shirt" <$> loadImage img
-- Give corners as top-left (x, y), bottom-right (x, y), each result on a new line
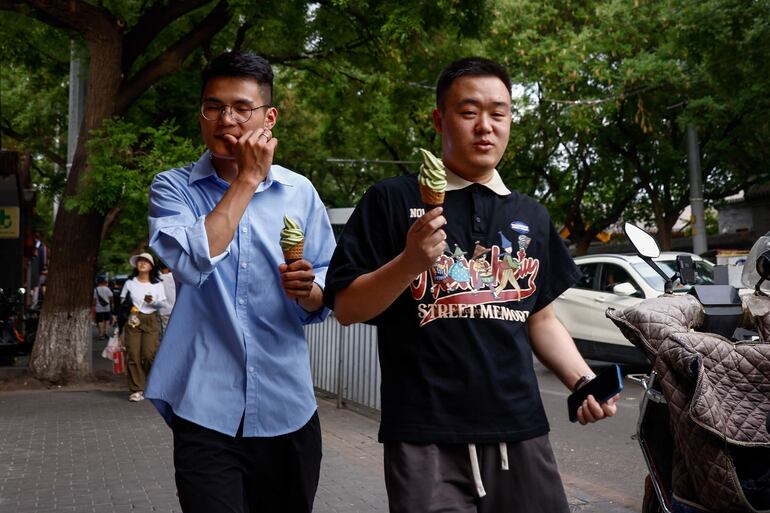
top-left (324, 175), bottom-right (580, 443)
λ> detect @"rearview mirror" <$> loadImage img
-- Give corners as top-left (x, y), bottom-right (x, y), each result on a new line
top-left (624, 223), bottom-right (660, 258)
top-left (612, 282), bottom-right (638, 297)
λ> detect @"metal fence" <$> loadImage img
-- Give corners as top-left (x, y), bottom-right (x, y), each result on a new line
top-left (305, 314), bottom-right (381, 411)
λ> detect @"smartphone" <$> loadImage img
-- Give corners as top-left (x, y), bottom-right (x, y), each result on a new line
top-left (676, 255), bottom-right (696, 285)
top-left (567, 364), bottom-right (623, 423)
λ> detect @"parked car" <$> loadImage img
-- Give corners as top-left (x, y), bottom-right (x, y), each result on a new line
top-left (553, 252), bottom-right (716, 366)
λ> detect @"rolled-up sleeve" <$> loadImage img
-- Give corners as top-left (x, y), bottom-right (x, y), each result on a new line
top-left (293, 183), bottom-right (336, 325)
top-left (148, 173), bottom-right (229, 288)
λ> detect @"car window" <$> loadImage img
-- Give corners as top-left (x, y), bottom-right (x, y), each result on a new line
top-left (574, 263), bottom-right (599, 290)
top-left (631, 259), bottom-right (715, 291)
top-left (600, 264), bottom-right (641, 294)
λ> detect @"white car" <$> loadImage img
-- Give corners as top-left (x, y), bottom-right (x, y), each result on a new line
top-left (553, 252), bottom-right (716, 366)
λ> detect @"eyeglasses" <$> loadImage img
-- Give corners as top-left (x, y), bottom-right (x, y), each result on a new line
top-left (200, 101), bottom-right (271, 124)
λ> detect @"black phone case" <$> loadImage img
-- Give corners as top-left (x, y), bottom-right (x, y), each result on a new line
top-left (567, 364), bottom-right (623, 422)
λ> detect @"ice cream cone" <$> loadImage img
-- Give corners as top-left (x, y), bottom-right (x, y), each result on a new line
top-left (420, 186), bottom-right (445, 209)
top-left (283, 241), bottom-right (304, 263)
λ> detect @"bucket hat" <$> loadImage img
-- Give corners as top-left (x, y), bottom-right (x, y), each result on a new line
top-left (129, 252), bottom-right (155, 268)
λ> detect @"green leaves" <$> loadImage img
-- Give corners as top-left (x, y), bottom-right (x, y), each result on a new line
top-left (68, 118), bottom-right (200, 217)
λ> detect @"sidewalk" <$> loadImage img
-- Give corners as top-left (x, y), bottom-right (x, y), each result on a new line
top-left (0, 340), bottom-right (639, 513)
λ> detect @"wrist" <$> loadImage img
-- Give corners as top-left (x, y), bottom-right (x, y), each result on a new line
top-left (572, 373), bottom-right (596, 392)
top-left (396, 251), bottom-right (428, 280)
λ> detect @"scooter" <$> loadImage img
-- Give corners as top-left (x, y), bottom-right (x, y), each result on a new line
top-left (610, 225), bottom-right (770, 513)
top-left (0, 287), bottom-right (27, 365)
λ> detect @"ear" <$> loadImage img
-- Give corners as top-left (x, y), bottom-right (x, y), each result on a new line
top-left (264, 106), bottom-right (278, 129)
top-left (432, 108), bottom-right (442, 133)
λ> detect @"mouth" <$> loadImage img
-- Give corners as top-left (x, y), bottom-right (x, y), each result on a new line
top-left (473, 140), bottom-right (494, 151)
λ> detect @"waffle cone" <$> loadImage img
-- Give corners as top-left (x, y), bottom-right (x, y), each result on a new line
top-left (420, 186), bottom-right (445, 208)
top-left (283, 241), bottom-right (304, 263)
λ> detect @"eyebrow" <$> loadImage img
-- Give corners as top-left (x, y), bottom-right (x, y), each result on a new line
top-left (201, 96), bottom-right (257, 104)
top-left (457, 98), bottom-right (511, 109)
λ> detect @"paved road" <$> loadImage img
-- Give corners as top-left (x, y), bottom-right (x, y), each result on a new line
top-left (0, 344), bottom-right (645, 513)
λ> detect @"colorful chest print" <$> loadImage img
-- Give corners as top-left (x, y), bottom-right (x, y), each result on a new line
top-left (411, 235), bottom-right (540, 327)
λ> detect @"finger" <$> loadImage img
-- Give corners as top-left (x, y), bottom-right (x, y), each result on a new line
top-left (283, 280), bottom-right (313, 292)
top-left (284, 259), bottom-right (312, 272)
top-left (281, 272), bottom-right (316, 284)
top-left (412, 207), bottom-right (443, 231)
top-left (421, 215), bottom-right (447, 234)
top-left (423, 229), bottom-right (446, 249)
top-left (222, 134), bottom-right (238, 145)
top-left (584, 395), bottom-right (606, 420)
top-left (238, 129), bottom-right (255, 145)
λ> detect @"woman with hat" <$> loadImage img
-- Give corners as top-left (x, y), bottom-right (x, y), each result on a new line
top-left (120, 252), bottom-right (167, 402)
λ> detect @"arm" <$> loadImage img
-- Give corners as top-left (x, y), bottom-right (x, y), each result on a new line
top-left (334, 207), bottom-right (446, 326)
top-left (279, 184), bottom-right (336, 317)
top-left (148, 129), bottom-right (276, 287)
top-left (204, 129), bottom-right (277, 256)
top-left (528, 304), bottom-right (618, 425)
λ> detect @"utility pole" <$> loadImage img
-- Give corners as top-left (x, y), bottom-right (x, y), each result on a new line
top-left (687, 125), bottom-right (708, 255)
top-left (53, 40), bottom-right (86, 221)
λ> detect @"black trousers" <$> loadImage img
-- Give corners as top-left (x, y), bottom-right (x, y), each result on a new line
top-left (172, 412), bottom-right (322, 513)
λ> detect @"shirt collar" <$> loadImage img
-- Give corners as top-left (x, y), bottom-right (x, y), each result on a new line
top-left (445, 167), bottom-right (511, 196)
top-left (189, 151), bottom-right (294, 189)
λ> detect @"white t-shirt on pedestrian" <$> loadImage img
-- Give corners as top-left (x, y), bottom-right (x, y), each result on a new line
top-left (159, 272), bottom-right (176, 316)
top-left (93, 285), bottom-right (112, 313)
top-left (120, 278), bottom-right (166, 314)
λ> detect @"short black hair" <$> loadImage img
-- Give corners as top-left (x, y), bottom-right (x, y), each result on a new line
top-left (436, 57), bottom-right (512, 110)
top-left (201, 51), bottom-right (274, 104)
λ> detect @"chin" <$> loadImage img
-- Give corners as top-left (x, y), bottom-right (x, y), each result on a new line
top-left (210, 147), bottom-right (236, 160)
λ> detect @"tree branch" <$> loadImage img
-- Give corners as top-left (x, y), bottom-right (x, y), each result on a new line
top-left (122, 0), bottom-right (214, 74)
top-left (115, 0), bottom-right (232, 114)
top-left (232, 20), bottom-right (252, 51)
top-left (9, 0), bottom-right (117, 42)
top-left (0, 121), bottom-right (66, 167)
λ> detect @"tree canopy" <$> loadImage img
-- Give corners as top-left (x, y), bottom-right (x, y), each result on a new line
top-left (1, 0), bottom-right (769, 381)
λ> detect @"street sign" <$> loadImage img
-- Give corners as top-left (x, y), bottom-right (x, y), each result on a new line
top-left (0, 206), bottom-right (20, 238)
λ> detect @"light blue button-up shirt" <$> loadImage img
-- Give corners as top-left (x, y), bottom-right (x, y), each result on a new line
top-left (145, 152), bottom-right (335, 437)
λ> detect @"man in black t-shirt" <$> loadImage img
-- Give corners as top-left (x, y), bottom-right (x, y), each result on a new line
top-left (324, 57), bottom-right (619, 513)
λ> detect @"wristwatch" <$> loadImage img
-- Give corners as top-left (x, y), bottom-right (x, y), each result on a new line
top-left (572, 373), bottom-right (596, 392)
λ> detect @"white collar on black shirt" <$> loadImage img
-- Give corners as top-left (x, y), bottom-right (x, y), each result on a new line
top-left (445, 168), bottom-right (511, 196)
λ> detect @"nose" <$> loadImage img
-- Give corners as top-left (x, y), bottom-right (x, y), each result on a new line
top-left (217, 106), bottom-right (238, 125)
top-left (475, 113), bottom-right (492, 133)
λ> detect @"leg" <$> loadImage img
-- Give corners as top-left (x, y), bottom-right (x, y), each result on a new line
top-left (139, 314), bottom-right (161, 379)
top-left (123, 325), bottom-right (143, 393)
top-left (172, 415), bottom-right (249, 513)
top-left (477, 436), bottom-right (569, 513)
top-left (384, 442), bottom-right (477, 513)
top-left (242, 411), bottom-right (322, 513)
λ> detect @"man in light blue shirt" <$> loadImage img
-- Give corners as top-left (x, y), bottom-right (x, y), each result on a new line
top-left (146, 51), bottom-right (335, 513)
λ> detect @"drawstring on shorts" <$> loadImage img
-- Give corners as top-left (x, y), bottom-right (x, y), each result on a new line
top-left (468, 442), bottom-right (509, 498)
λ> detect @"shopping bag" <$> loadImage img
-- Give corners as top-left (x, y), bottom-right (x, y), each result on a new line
top-left (101, 329), bottom-right (121, 360)
top-left (112, 349), bottom-right (125, 375)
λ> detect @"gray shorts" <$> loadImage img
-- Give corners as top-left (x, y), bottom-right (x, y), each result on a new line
top-left (383, 434), bottom-right (569, 513)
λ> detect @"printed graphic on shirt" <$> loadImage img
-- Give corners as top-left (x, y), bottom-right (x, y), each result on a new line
top-left (411, 234), bottom-right (540, 326)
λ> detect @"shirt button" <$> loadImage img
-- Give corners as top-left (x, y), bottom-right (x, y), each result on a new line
top-left (474, 216), bottom-right (481, 223)
top-left (248, 366), bottom-right (255, 373)
top-left (238, 298), bottom-right (245, 305)
top-left (241, 227), bottom-right (247, 233)
top-left (241, 262), bottom-right (247, 269)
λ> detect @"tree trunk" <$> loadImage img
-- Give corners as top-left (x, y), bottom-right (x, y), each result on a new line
top-left (574, 236), bottom-right (591, 256)
top-left (30, 34), bottom-right (122, 383)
